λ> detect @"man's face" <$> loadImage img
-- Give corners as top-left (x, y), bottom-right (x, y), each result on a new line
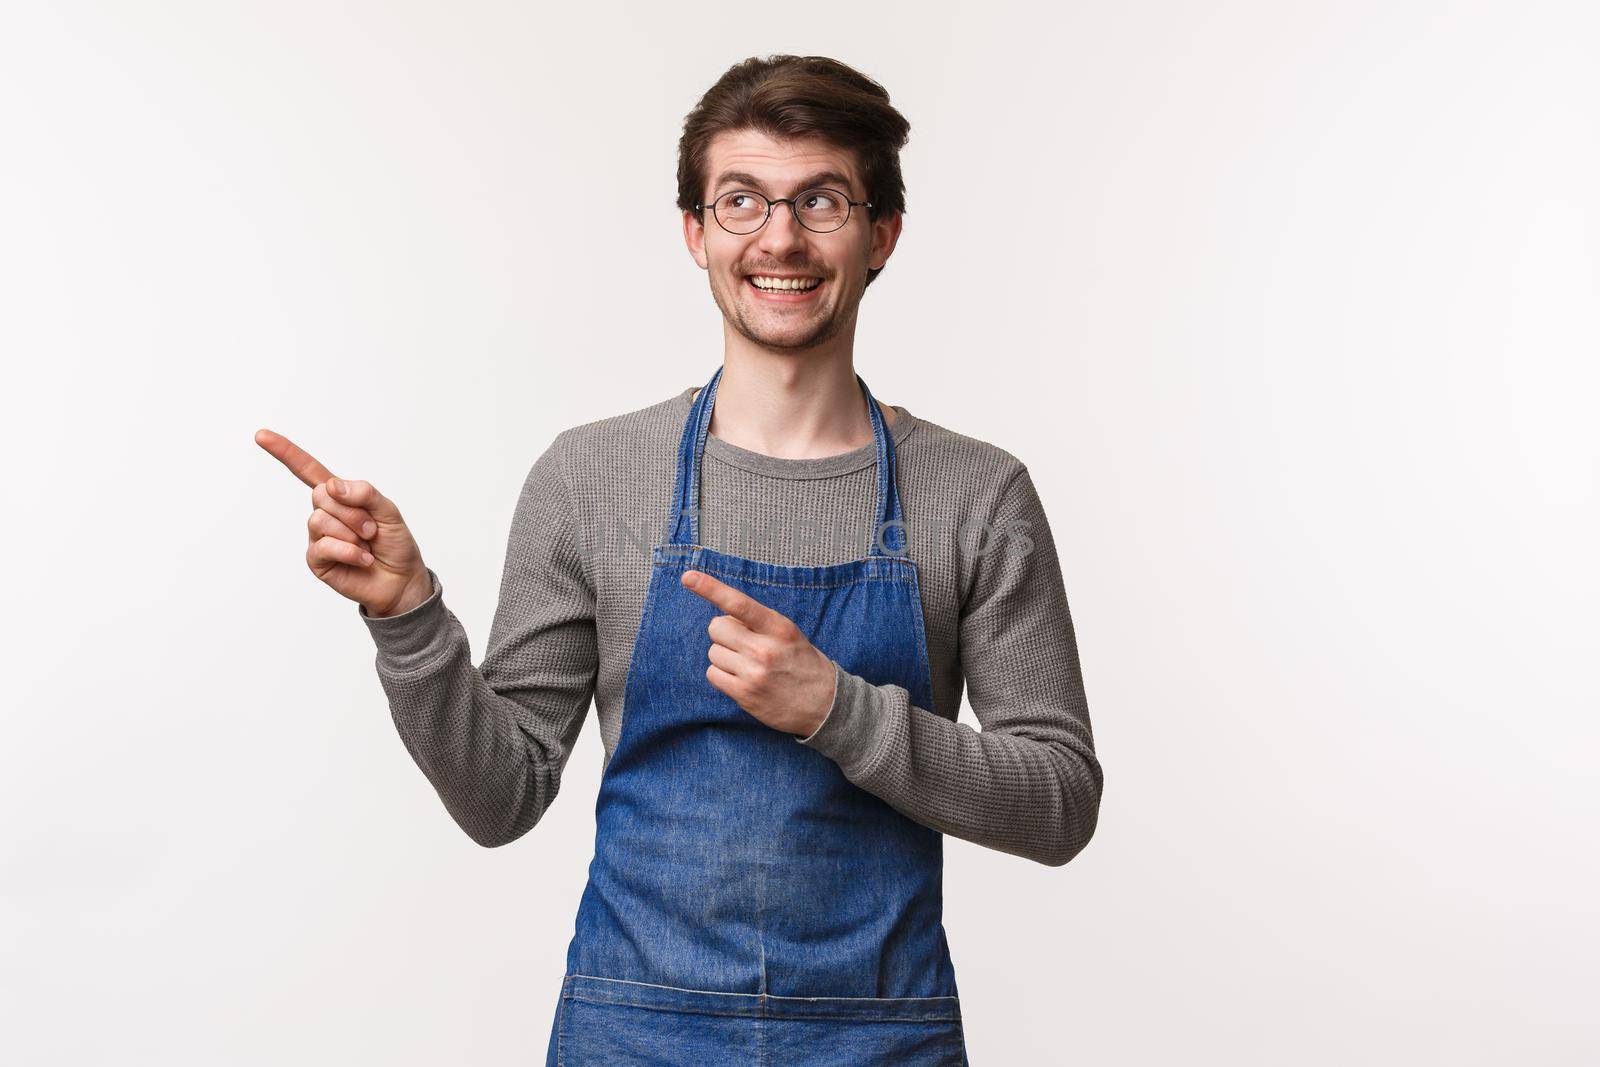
top-left (684, 129), bottom-right (901, 352)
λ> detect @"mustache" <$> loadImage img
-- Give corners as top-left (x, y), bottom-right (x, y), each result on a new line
top-left (739, 267), bottom-right (827, 277)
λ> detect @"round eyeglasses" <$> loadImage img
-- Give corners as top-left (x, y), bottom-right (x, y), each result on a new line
top-left (695, 187), bottom-right (873, 235)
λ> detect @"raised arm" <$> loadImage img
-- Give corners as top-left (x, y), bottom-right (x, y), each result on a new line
top-left (797, 464), bottom-right (1102, 867)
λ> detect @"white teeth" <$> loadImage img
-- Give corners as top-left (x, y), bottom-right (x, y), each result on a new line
top-left (749, 276), bottom-right (821, 292)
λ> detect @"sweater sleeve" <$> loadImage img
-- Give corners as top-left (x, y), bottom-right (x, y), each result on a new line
top-left (795, 464), bottom-right (1103, 867)
top-left (358, 433), bottom-right (599, 847)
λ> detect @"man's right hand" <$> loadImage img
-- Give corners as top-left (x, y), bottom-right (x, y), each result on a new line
top-left (255, 428), bottom-right (433, 618)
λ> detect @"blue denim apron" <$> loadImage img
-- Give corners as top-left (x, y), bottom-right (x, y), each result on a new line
top-left (545, 366), bottom-right (967, 1066)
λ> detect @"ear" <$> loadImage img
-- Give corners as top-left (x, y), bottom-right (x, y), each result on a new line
top-left (683, 208), bottom-right (709, 270)
top-left (868, 210), bottom-right (903, 271)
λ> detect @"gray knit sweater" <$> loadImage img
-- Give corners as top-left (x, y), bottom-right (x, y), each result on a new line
top-left (359, 384), bottom-right (1102, 866)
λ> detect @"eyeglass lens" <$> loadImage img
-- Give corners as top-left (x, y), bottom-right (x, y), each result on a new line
top-left (714, 189), bottom-right (851, 233)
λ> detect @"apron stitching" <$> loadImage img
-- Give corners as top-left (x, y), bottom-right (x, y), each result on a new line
top-left (562, 994), bottom-right (956, 1024)
top-left (554, 982), bottom-right (567, 1067)
top-left (756, 901), bottom-right (767, 997)
top-left (903, 567), bottom-right (939, 718)
top-left (612, 566), bottom-right (673, 749)
top-left (649, 564), bottom-right (914, 589)
top-left (569, 972), bottom-right (957, 1001)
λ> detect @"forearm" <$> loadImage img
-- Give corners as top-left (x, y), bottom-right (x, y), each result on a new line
top-left (800, 662), bottom-right (1102, 866)
top-left (361, 568), bottom-right (586, 848)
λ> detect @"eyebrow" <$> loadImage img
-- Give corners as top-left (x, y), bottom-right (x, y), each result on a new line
top-left (711, 169), bottom-right (856, 198)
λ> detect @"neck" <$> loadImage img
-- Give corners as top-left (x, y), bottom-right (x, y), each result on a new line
top-left (695, 353), bottom-right (894, 461)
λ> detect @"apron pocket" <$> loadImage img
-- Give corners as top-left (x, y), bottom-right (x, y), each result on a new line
top-left (763, 1015), bottom-right (967, 1066)
top-left (557, 994), bottom-right (760, 1065)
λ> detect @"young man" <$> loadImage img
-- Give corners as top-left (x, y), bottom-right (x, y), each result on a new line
top-left (258, 54), bottom-right (1101, 1066)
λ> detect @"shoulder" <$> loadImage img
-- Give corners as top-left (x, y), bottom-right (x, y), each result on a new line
top-left (890, 407), bottom-right (1050, 610)
top-left (550, 390), bottom-right (687, 454)
top-left (895, 407), bottom-right (1031, 514)
top-left (531, 390), bottom-right (690, 506)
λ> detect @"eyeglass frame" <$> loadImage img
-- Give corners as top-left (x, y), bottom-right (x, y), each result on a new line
top-left (694, 186), bottom-right (874, 235)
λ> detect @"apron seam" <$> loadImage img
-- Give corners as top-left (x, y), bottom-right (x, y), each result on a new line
top-left (567, 972), bottom-right (958, 1002)
top-left (564, 996), bottom-right (958, 1025)
top-left (650, 561), bottom-right (914, 589)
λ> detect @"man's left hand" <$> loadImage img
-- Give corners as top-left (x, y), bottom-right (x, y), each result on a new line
top-left (681, 569), bottom-right (837, 738)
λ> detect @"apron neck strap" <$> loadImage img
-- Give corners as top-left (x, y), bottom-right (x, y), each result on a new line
top-left (666, 365), bottom-right (907, 555)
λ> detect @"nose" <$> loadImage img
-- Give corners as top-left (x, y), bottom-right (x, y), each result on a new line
top-left (757, 200), bottom-right (808, 257)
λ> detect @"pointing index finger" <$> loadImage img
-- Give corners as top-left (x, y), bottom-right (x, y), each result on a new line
top-left (255, 428), bottom-right (337, 489)
top-left (682, 570), bottom-right (784, 633)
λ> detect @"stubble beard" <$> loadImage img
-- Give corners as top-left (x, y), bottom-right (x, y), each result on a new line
top-left (711, 273), bottom-right (858, 353)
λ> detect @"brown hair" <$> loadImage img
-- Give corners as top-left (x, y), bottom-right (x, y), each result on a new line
top-left (676, 55), bottom-right (912, 290)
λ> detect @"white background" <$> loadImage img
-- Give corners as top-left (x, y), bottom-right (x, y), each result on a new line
top-left (2, 1), bottom-right (1595, 1063)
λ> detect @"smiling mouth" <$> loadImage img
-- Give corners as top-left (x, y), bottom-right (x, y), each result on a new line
top-left (745, 275), bottom-right (824, 299)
